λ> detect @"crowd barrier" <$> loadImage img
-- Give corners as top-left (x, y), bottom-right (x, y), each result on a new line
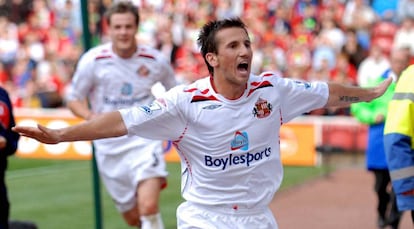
top-left (14, 108), bottom-right (367, 166)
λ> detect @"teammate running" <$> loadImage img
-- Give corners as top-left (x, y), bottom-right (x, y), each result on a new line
top-left (65, 2), bottom-right (176, 228)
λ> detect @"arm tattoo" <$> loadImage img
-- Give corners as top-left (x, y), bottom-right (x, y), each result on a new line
top-left (339, 96), bottom-right (360, 102)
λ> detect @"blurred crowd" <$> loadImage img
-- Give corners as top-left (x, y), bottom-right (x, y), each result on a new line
top-left (0, 0), bottom-right (413, 116)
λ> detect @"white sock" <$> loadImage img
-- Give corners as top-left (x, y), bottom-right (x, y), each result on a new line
top-left (140, 213), bottom-right (164, 229)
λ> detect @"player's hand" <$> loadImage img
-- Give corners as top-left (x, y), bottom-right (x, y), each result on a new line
top-left (0, 136), bottom-right (6, 149)
top-left (374, 77), bottom-right (392, 98)
top-left (12, 124), bottom-right (61, 144)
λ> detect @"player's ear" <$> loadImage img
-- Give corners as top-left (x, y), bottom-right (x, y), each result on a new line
top-left (206, 53), bottom-right (218, 67)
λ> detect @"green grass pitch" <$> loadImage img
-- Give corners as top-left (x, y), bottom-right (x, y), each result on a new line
top-left (6, 157), bottom-right (324, 228)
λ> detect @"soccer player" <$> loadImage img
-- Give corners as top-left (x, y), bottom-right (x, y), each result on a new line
top-left (14, 18), bottom-right (391, 228)
top-left (384, 64), bottom-right (414, 224)
top-left (65, 2), bottom-right (176, 228)
top-left (0, 86), bottom-right (20, 229)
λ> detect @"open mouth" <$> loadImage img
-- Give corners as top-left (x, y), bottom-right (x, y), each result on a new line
top-left (237, 63), bottom-right (249, 72)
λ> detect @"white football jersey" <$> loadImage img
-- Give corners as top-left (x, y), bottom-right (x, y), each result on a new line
top-left (67, 43), bottom-right (176, 154)
top-left (120, 72), bottom-right (328, 208)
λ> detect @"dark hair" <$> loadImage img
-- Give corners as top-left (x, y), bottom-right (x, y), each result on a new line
top-left (105, 1), bottom-right (140, 26)
top-left (197, 18), bottom-right (248, 74)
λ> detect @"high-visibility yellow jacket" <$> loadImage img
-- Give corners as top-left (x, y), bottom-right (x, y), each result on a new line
top-left (384, 64), bottom-right (414, 211)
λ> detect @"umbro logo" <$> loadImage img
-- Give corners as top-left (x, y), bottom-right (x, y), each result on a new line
top-left (202, 104), bottom-right (222, 110)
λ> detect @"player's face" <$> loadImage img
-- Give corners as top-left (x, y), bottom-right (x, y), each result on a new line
top-left (211, 27), bottom-right (252, 87)
top-left (108, 12), bottom-right (138, 58)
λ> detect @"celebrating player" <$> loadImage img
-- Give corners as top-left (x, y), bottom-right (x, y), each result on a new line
top-left (13, 18), bottom-right (391, 228)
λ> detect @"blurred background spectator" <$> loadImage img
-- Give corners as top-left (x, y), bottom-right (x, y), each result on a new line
top-left (0, 0), bottom-right (411, 118)
top-left (357, 42), bottom-right (390, 87)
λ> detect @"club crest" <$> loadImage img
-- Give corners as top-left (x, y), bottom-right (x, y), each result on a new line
top-left (137, 65), bottom-right (150, 77)
top-left (252, 98), bottom-right (272, 118)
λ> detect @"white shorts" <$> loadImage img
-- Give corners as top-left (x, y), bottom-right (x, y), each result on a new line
top-left (95, 141), bottom-right (168, 213)
top-left (176, 201), bottom-right (278, 229)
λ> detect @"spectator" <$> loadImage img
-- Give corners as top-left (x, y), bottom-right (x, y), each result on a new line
top-left (34, 51), bottom-right (64, 108)
top-left (31, 0), bottom-right (53, 30)
top-left (155, 16), bottom-right (180, 67)
top-left (215, 0), bottom-right (238, 19)
top-left (341, 28), bottom-right (368, 69)
top-left (290, 0), bottom-right (319, 30)
top-left (342, 0), bottom-right (377, 50)
top-left (0, 0), bottom-right (32, 25)
top-left (396, 0), bottom-right (414, 24)
top-left (393, 17), bottom-right (414, 57)
top-left (52, 0), bottom-right (82, 43)
top-left (9, 55), bottom-right (37, 107)
top-left (307, 57), bottom-right (331, 82)
top-left (315, 14), bottom-right (346, 53)
top-left (286, 41), bottom-right (312, 80)
top-left (331, 52), bottom-right (357, 85)
top-left (272, 4), bottom-right (292, 36)
top-left (0, 16), bottom-right (18, 75)
top-left (357, 42), bottom-right (390, 87)
top-left (351, 48), bottom-right (410, 229)
top-left (318, 0), bottom-right (346, 29)
top-left (311, 44), bottom-right (336, 76)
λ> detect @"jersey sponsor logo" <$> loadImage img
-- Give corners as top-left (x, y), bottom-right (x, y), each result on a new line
top-left (104, 94), bottom-right (150, 106)
top-left (121, 83), bottom-right (133, 96)
top-left (252, 98), bottom-right (272, 118)
top-left (204, 147), bottom-right (272, 170)
top-left (230, 131), bottom-right (249, 151)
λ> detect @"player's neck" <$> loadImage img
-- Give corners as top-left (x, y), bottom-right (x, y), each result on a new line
top-left (112, 45), bottom-right (137, 59)
top-left (210, 75), bottom-right (246, 100)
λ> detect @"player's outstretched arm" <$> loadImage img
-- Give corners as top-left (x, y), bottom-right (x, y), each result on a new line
top-left (12, 111), bottom-right (128, 144)
top-left (325, 77), bottom-right (392, 107)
